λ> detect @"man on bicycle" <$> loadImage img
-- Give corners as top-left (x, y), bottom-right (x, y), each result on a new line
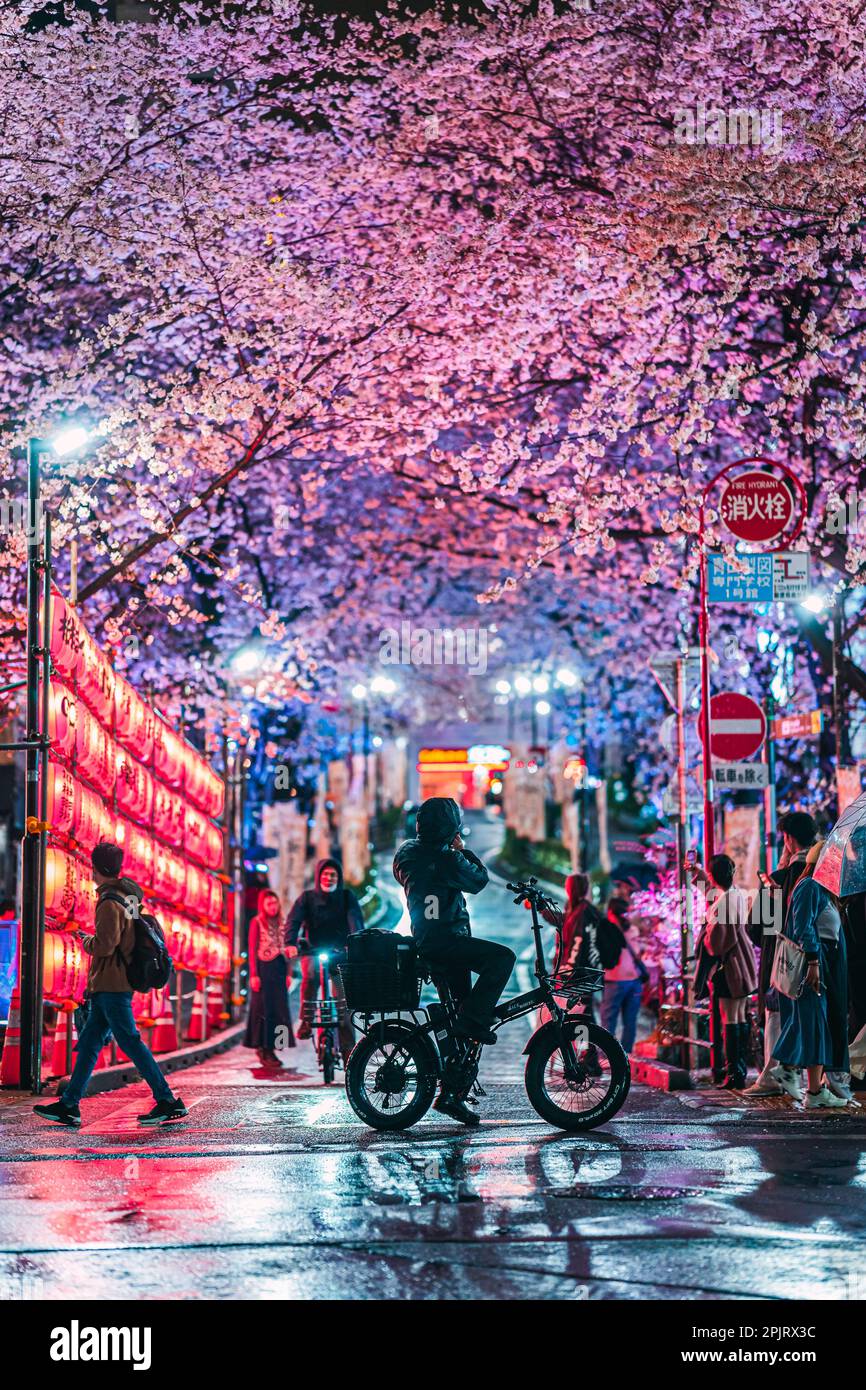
top-left (285, 858), bottom-right (363, 1058)
top-left (393, 796), bottom-right (515, 1063)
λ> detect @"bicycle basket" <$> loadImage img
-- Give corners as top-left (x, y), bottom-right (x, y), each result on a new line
top-left (547, 965), bottom-right (605, 998)
top-left (340, 932), bottom-right (421, 1011)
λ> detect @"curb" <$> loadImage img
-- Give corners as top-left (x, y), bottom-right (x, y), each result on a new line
top-left (630, 1056), bottom-right (692, 1091)
top-left (33, 1021), bottom-right (245, 1099)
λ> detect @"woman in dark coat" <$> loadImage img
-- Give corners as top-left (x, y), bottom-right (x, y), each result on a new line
top-left (700, 854), bottom-right (757, 1089)
top-left (244, 889), bottom-right (295, 1068)
top-left (774, 843), bottom-right (852, 1110)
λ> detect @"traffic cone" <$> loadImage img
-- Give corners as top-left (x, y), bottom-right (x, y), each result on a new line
top-left (0, 986), bottom-right (22, 1087)
top-left (49, 1004), bottom-right (75, 1079)
top-left (186, 976), bottom-right (206, 1042)
top-left (206, 981), bottom-right (223, 1033)
top-left (150, 986), bottom-right (178, 1053)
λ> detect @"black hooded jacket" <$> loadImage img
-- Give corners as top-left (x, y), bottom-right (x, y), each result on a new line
top-left (284, 858), bottom-right (364, 951)
top-left (392, 798), bottom-right (489, 950)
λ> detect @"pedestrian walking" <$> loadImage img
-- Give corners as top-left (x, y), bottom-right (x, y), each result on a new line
top-left (746, 810), bottom-right (815, 1100)
top-left (698, 854), bottom-right (757, 1090)
top-left (285, 858), bottom-right (363, 1058)
top-left (599, 896), bottom-right (647, 1054)
top-left (244, 888), bottom-right (296, 1068)
top-left (773, 841), bottom-right (853, 1110)
top-left (34, 841), bottom-right (186, 1128)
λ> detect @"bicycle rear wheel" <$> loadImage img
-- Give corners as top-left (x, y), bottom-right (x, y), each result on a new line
top-left (525, 1019), bottom-right (630, 1131)
top-left (345, 1025), bottom-right (437, 1131)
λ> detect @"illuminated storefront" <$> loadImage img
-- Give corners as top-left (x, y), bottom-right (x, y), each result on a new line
top-left (417, 745), bottom-right (510, 809)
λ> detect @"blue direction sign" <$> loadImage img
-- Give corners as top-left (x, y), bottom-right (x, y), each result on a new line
top-left (707, 553), bottom-right (774, 603)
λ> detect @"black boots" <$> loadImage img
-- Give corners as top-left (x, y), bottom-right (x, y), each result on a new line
top-left (721, 1023), bottom-right (749, 1090)
top-left (433, 1092), bottom-right (481, 1126)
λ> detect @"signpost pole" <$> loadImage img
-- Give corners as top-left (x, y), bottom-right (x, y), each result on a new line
top-left (762, 695), bottom-right (776, 874)
top-left (698, 503), bottom-right (715, 865)
top-left (675, 659), bottom-right (694, 1071)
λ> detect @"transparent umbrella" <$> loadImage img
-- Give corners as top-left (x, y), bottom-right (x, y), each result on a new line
top-left (813, 791), bottom-right (866, 897)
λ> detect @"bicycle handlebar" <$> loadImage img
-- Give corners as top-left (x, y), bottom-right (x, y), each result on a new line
top-left (506, 879), bottom-right (560, 919)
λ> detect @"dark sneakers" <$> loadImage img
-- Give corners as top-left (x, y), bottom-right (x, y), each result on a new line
top-left (137, 1098), bottom-right (188, 1126)
top-left (33, 1099), bottom-right (81, 1128)
top-left (433, 1093), bottom-right (482, 1126)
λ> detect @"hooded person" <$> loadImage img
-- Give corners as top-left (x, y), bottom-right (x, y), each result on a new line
top-left (285, 857), bottom-right (363, 1054)
top-left (244, 887), bottom-right (296, 1068)
top-left (393, 797), bottom-right (515, 1125)
top-left (34, 841), bottom-right (186, 1129)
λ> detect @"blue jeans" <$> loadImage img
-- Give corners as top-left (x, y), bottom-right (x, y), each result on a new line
top-left (62, 992), bottom-right (174, 1107)
top-left (602, 978), bottom-right (643, 1053)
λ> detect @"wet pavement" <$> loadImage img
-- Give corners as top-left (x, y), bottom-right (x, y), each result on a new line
top-left (3, 818), bottom-right (866, 1301)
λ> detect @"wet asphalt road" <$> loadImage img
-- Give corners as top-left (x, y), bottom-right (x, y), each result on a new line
top-left (3, 814), bottom-right (866, 1301)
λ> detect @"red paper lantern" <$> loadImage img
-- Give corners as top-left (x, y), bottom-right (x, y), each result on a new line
top-left (151, 842), bottom-right (186, 905)
top-left (47, 593), bottom-right (86, 684)
top-left (44, 848), bottom-right (83, 924)
top-left (153, 718), bottom-right (185, 789)
top-left (114, 818), bottom-right (154, 888)
top-left (47, 682), bottom-right (79, 764)
top-left (152, 782), bottom-right (185, 846)
top-left (207, 931), bottom-right (230, 977)
top-left (75, 783), bottom-right (105, 852)
top-left (115, 748), bottom-right (155, 827)
top-left (114, 677), bottom-right (156, 764)
top-left (75, 633), bottom-right (117, 725)
top-left (43, 929), bottom-right (88, 1004)
top-left (45, 763), bottom-right (79, 839)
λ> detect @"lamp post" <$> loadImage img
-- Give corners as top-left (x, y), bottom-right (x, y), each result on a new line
top-left (13, 425), bottom-right (92, 1090)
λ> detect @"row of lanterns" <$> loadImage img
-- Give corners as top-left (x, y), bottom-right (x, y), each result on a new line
top-left (44, 844), bottom-right (225, 930)
top-left (42, 920), bottom-right (231, 1008)
top-left (46, 754), bottom-right (223, 872)
top-left (48, 593), bottom-right (224, 820)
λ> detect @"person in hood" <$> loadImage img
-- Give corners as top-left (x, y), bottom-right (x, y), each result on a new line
top-left (285, 858), bottom-right (363, 1056)
top-left (34, 841), bottom-right (186, 1129)
top-left (245, 888), bottom-right (296, 1068)
top-left (393, 798), bottom-right (515, 1119)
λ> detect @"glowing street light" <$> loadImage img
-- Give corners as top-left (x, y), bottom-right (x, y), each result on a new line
top-left (229, 643), bottom-right (264, 677)
top-left (800, 592), bottom-right (829, 615)
top-left (351, 682), bottom-right (368, 701)
top-left (495, 679), bottom-right (511, 695)
top-left (556, 666), bottom-right (578, 687)
top-left (532, 674), bottom-right (549, 694)
top-left (370, 674), bottom-right (397, 695)
top-left (514, 674), bottom-right (532, 695)
top-left (535, 699), bottom-right (551, 716)
top-left (49, 424), bottom-right (91, 457)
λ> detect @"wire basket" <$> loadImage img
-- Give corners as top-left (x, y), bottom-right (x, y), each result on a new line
top-left (339, 962), bottom-right (422, 1013)
top-left (545, 965), bottom-right (605, 999)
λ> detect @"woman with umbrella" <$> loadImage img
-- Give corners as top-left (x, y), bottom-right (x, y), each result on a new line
top-left (774, 842), bottom-right (851, 1110)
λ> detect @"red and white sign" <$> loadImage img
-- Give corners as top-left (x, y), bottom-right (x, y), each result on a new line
top-left (701, 692), bottom-right (766, 762)
top-left (719, 471), bottom-right (794, 543)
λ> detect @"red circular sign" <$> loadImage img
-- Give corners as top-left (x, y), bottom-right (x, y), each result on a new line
top-left (719, 470), bottom-right (794, 543)
top-left (702, 691), bottom-right (766, 762)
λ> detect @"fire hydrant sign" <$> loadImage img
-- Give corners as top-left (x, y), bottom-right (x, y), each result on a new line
top-left (719, 470), bottom-right (794, 543)
top-left (701, 691), bottom-right (766, 761)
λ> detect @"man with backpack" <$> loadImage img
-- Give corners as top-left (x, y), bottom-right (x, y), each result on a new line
top-left (597, 896), bottom-right (648, 1054)
top-left (34, 841), bottom-right (186, 1128)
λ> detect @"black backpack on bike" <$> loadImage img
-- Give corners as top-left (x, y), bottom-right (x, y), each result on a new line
top-left (102, 891), bottom-right (173, 993)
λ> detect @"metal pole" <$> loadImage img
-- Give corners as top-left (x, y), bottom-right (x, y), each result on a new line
top-left (698, 507), bottom-right (715, 864)
top-left (762, 695), bottom-right (776, 874)
top-left (675, 659), bottom-right (694, 1072)
top-left (19, 440), bottom-right (43, 1092)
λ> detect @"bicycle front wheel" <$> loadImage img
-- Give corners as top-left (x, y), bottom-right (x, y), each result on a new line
top-left (524, 1019), bottom-right (630, 1131)
top-left (345, 1025), bottom-right (437, 1131)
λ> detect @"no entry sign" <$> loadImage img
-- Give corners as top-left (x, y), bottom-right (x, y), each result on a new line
top-left (701, 691), bottom-right (766, 762)
top-left (719, 470), bottom-right (795, 543)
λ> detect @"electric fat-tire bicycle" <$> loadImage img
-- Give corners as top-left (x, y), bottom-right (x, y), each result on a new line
top-left (343, 879), bottom-right (631, 1131)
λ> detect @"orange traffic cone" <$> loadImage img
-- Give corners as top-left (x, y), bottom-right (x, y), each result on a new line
top-left (150, 987), bottom-right (178, 1053)
top-left (49, 1004), bottom-right (75, 1080)
top-left (206, 981), bottom-right (223, 1033)
top-left (0, 985), bottom-right (22, 1087)
top-left (186, 976), bottom-right (206, 1042)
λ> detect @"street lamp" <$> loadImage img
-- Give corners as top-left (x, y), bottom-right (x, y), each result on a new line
top-left (16, 423), bottom-right (99, 1091)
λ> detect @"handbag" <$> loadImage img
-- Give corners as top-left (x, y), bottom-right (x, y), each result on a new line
top-left (769, 932), bottom-right (807, 1000)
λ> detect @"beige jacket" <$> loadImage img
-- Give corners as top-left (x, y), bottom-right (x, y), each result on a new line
top-left (79, 877), bottom-right (142, 993)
